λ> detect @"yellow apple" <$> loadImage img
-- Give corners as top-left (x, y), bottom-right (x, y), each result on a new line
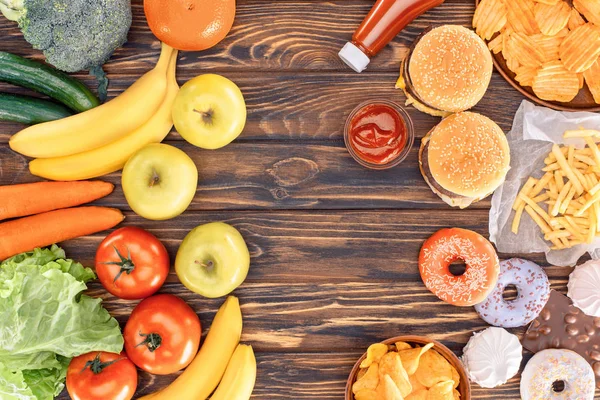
top-left (175, 222), bottom-right (250, 298)
top-left (122, 143), bottom-right (198, 220)
top-left (172, 74), bottom-right (246, 150)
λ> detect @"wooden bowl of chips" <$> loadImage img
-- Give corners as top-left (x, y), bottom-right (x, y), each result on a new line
top-left (474, 0), bottom-right (600, 112)
top-left (345, 336), bottom-right (471, 400)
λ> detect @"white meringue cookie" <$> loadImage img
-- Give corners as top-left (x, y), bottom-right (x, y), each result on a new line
top-left (567, 260), bottom-right (600, 317)
top-left (461, 327), bottom-right (522, 388)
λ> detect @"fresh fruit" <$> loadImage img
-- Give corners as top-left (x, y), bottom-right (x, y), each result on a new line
top-left (95, 227), bottom-right (169, 300)
top-left (0, 93), bottom-right (72, 124)
top-left (172, 74), bottom-right (246, 150)
top-left (122, 143), bottom-right (198, 220)
top-left (210, 344), bottom-right (257, 400)
top-left (0, 181), bottom-right (114, 221)
top-left (144, 0), bottom-right (235, 51)
top-left (0, 207), bottom-right (124, 261)
top-left (0, 51), bottom-right (100, 112)
top-left (9, 43), bottom-right (174, 158)
top-left (123, 294), bottom-right (201, 375)
top-left (66, 352), bottom-right (137, 400)
top-left (29, 50), bottom-right (179, 181)
top-left (175, 222), bottom-right (250, 298)
top-left (138, 296), bottom-right (243, 400)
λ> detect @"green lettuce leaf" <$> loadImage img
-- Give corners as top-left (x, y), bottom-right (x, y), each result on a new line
top-left (0, 362), bottom-right (35, 400)
top-left (0, 247), bottom-right (123, 399)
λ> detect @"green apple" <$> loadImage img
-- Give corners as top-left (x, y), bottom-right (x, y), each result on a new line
top-left (175, 222), bottom-right (250, 298)
top-left (122, 143), bottom-right (198, 220)
top-left (172, 74), bottom-right (246, 150)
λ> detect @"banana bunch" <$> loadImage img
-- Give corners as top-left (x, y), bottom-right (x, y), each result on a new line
top-left (139, 296), bottom-right (256, 400)
top-left (14, 43), bottom-right (179, 181)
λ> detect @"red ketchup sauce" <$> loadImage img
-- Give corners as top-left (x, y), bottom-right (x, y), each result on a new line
top-left (348, 103), bottom-right (407, 165)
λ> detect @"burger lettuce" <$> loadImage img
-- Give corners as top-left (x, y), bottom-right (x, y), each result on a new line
top-left (0, 246), bottom-right (123, 400)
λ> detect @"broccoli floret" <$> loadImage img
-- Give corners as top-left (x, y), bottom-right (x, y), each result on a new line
top-left (1, 0), bottom-right (132, 99)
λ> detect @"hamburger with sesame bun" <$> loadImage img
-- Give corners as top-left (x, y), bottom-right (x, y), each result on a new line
top-left (396, 25), bottom-right (493, 117)
top-left (419, 112), bottom-right (510, 208)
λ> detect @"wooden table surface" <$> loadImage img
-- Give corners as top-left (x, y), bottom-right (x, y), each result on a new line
top-left (1, 0), bottom-right (598, 399)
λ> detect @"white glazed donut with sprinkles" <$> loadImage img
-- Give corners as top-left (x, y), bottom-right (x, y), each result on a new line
top-left (520, 349), bottom-right (595, 400)
top-left (474, 258), bottom-right (550, 328)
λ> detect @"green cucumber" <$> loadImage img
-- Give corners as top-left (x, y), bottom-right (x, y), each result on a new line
top-left (0, 52), bottom-right (100, 112)
top-left (0, 93), bottom-right (73, 125)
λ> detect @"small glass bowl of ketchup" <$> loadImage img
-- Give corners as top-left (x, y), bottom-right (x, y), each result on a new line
top-left (344, 100), bottom-right (414, 170)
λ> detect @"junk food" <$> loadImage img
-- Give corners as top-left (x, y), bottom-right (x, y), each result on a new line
top-left (351, 342), bottom-right (461, 400)
top-left (419, 112), bottom-right (510, 208)
top-left (396, 25), bottom-right (492, 117)
top-left (512, 129), bottom-right (600, 249)
top-left (534, 1), bottom-right (571, 36)
top-left (473, 0), bottom-right (600, 103)
top-left (419, 228), bottom-right (500, 307)
top-left (532, 61), bottom-right (580, 102)
top-left (559, 23), bottom-right (600, 73)
top-left (522, 290), bottom-right (600, 389)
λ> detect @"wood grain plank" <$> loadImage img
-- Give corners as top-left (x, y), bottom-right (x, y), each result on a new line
top-left (32, 209), bottom-right (577, 283)
top-left (0, 71), bottom-right (522, 142)
top-left (0, 0), bottom-right (476, 74)
top-left (88, 281), bottom-right (568, 352)
top-left (0, 140), bottom-right (528, 210)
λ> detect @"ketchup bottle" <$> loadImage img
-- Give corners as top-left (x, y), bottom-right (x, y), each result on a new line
top-left (339, 0), bottom-right (445, 72)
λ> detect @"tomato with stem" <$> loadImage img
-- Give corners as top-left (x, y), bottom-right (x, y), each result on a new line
top-left (124, 294), bottom-right (201, 375)
top-left (66, 352), bottom-right (137, 400)
top-left (96, 227), bottom-right (169, 300)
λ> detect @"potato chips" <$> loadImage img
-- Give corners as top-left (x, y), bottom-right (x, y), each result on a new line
top-left (352, 341), bottom-right (460, 400)
top-left (559, 23), bottom-right (600, 73)
top-left (473, 0), bottom-right (600, 103)
top-left (574, 0), bottom-right (600, 26)
top-left (473, 0), bottom-right (507, 40)
top-left (583, 58), bottom-right (600, 102)
top-left (535, 1), bottom-right (570, 36)
top-left (532, 60), bottom-right (580, 102)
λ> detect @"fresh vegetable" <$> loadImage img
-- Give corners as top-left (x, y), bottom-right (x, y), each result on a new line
top-left (0, 93), bottom-right (72, 124)
top-left (95, 227), bottom-right (169, 300)
top-left (0, 206), bottom-right (124, 261)
top-left (66, 352), bottom-right (137, 400)
top-left (175, 222), bottom-right (250, 298)
top-left (0, 180), bottom-right (114, 221)
top-left (144, 0), bottom-right (235, 51)
top-left (139, 296), bottom-right (242, 400)
top-left (172, 74), bottom-right (246, 149)
top-left (124, 294), bottom-right (201, 375)
top-left (9, 43), bottom-right (174, 159)
top-left (29, 51), bottom-right (179, 181)
top-left (0, 0), bottom-right (132, 99)
top-left (0, 246), bottom-right (123, 400)
top-left (210, 344), bottom-right (256, 400)
top-left (0, 52), bottom-right (100, 112)
top-left (121, 143), bottom-right (198, 220)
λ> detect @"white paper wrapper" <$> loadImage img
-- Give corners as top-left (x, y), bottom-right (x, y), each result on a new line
top-left (489, 100), bottom-right (600, 266)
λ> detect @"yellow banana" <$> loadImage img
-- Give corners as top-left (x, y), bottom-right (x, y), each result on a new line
top-left (210, 344), bottom-right (257, 400)
top-left (9, 43), bottom-right (174, 158)
top-left (139, 296), bottom-right (243, 400)
top-left (29, 51), bottom-right (180, 181)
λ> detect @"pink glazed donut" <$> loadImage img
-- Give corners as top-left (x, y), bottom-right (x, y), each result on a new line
top-left (474, 258), bottom-right (550, 328)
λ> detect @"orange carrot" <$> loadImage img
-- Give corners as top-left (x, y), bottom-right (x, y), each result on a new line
top-left (0, 206), bottom-right (124, 260)
top-left (0, 181), bottom-right (114, 221)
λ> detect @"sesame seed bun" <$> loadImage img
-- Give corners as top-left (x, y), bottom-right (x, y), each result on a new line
top-left (408, 25), bottom-right (493, 114)
top-left (419, 112), bottom-right (510, 208)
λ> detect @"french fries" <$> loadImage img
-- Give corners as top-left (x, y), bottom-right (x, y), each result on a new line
top-left (512, 129), bottom-right (600, 249)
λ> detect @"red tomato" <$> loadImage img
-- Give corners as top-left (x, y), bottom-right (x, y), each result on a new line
top-left (66, 352), bottom-right (137, 400)
top-left (124, 294), bottom-right (201, 375)
top-left (96, 227), bottom-right (169, 300)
